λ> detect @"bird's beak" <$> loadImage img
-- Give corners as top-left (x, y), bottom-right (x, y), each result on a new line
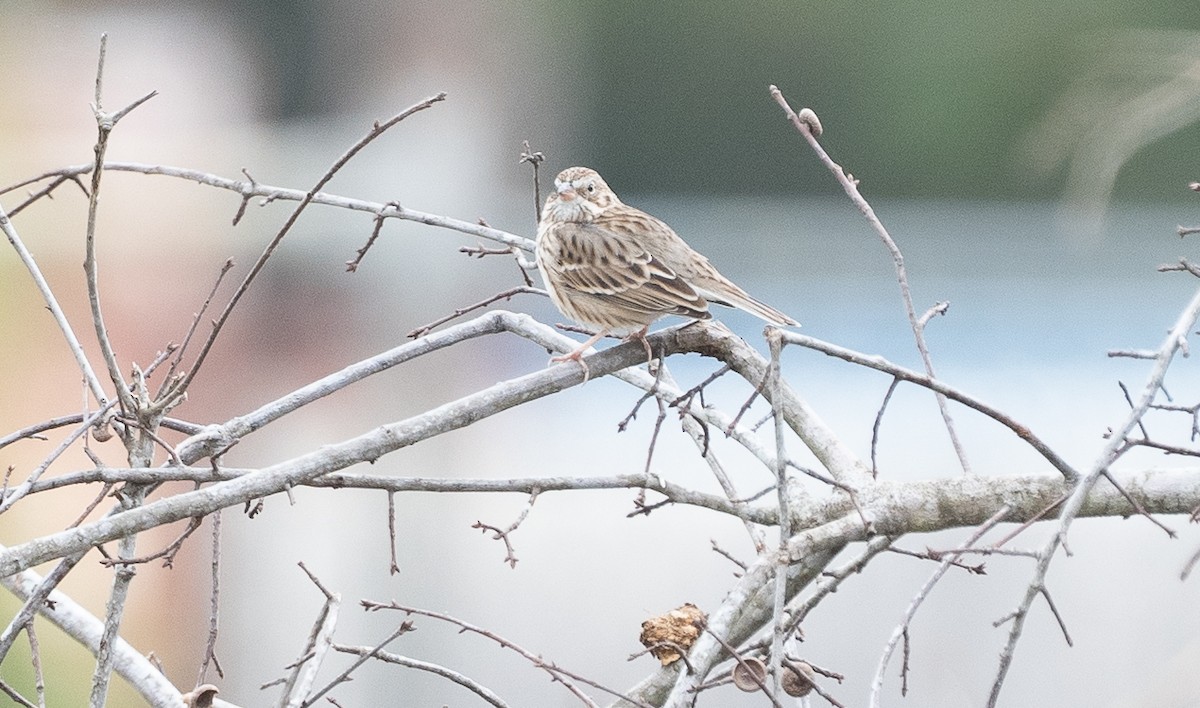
top-left (556, 182), bottom-right (577, 201)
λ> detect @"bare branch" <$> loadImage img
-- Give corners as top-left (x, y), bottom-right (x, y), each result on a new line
top-left (85, 34), bottom-right (158, 418)
top-left (473, 490), bottom-right (539, 568)
top-left (780, 331), bottom-right (1080, 482)
top-left (519, 141), bottom-right (546, 227)
top-left (870, 378), bottom-right (900, 478)
top-left (1, 162), bottom-right (534, 253)
top-left (161, 257), bottom-right (235, 393)
top-left (178, 93), bottom-right (448, 395)
top-left (0, 545), bottom-right (184, 707)
top-left (196, 511), bottom-right (222, 686)
top-left (274, 563), bottom-right (343, 707)
top-left (0, 203), bottom-right (108, 404)
top-left (770, 84), bottom-right (971, 475)
top-left (989, 282), bottom-right (1200, 707)
top-left (331, 644), bottom-right (512, 707)
top-left (361, 602), bottom-right (602, 707)
top-left (89, 495), bottom-right (144, 708)
top-left (0, 401), bottom-right (118, 515)
top-left (870, 505), bottom-right (1011, 706)
top-left (785, 535), bottom-right (895, 629)
top-left (406, 286), bottom-right (546, 338)
top-left (297, 621), bottom-right (409, 708)
top-left (659, 514), bottom-right (867, 706)
top-left (768, 329), bottom-right (791, 701)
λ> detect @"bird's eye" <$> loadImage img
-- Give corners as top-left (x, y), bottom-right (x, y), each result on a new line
top-left (586, 183), bottom-right (595, 193)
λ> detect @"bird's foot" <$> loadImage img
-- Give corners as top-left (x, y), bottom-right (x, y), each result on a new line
top-left (623, 326), bottom-right (654, 369)
top-left (550, 346), bottom-right (592, 383)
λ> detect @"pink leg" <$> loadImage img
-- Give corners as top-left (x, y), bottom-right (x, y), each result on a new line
top-left (551, 328), bottom-right (609, 382)
top-left (625, 326), bottom-right (652, 366)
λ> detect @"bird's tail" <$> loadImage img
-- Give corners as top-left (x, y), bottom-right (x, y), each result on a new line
top-left (697, 284), bottom-right (799, 327)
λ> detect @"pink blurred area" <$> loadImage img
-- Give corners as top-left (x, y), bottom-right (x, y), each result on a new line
top-left (0, 4), bottom-right (579, 704)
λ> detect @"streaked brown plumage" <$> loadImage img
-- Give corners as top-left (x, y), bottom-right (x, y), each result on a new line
top-left (535, 166), bottom-right (798, 372)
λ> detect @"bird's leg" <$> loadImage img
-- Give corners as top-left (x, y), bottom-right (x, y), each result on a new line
top-left (551, 328), bottom-right (610, 383)
top-left (623, 326), bottom-right (653, 368)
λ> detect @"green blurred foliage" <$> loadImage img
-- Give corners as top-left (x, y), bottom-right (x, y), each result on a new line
top-left (220, 0), bottom-right (1200, 200)
top-left (557, 0), bottom-right (1200, 199)
top-left (0, 595), bottom-right (95, 707)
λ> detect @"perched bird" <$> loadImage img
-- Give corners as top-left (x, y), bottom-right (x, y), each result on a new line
top-left (535, 166), bottom-right (798, 375)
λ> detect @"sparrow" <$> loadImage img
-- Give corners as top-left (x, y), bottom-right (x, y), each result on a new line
top-left (535, 166), bottom-right (798, 376)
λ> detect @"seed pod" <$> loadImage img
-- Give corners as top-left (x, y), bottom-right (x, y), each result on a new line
top-left (731, 657), bottom-right (768, 692)
top-left (782, 661), bottom-right (815, 697)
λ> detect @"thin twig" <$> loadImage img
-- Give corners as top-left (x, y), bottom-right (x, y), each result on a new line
top-left (0, 162), bottom-right (534, 254)
top-left (1180, 545), bottom-right (1200, 580)
top-left (299, 622), bottom-right (413, 708)
top-left (784, 535), bottom-right (894, 632)
top-left (726, 366), bottom-right (769, 435)
top-left (345, 201), bottom-right (399, 272)
top-left (179, 93), bottom-right (447, 396)
top-left (768, 329), bottom-right (789, 703)
top-left (406, 286), bottom-right (545, 338)
top-left (472, 490), bottom-right (539, 568)
top-left (276, 564), bottom-right (341, 706)
top-left (659, 364), bottom-right (767, 551)
top-left (644, 395), bottom-right (670, 477)
top-left (869, 505), bottom-right (1011, 706)
top-left (196, 510), bottom-right (222, 685)
top-left (6, 173), bottom-right (89, 217)
top-left (1099, 470), bottom-right (1175, 537)
top-left (0, 202), bottom-right (107, 404)
top-left (1037, 586), bottom-right (1072, 647)
top-left (85, 33), bottom-right (157, 418)
top-left (870, 378), bottom-right (900, 479)
top-left (770, 84), bottom-right (971, 475)
top-left (0, 401), bottom-right (118, 515)
top-left (989, 493), bottom-right (1068, 549)
top-left (1117, 381), bottom-right (1151, 441)
top-left (780, 331), bottom-right (1079, 482)
top-left (161, 257), bottom-right (235, 394)
top-left (387, 491), bottom-right (401, 575)
top-left (330, 644), bottom-right (512, 708)
top-left (21, 410), bottom-right (188, 443)
top-left (702, 628), bottom-right (783, 707)
top-left (0, 680), bottom-right (36, 708)
top-left (988, 283), bottom-right (1200, 707)
top-left (362, 602), bottom-right (603, 707)
top-left (26, 623), bottom-right (45, 708)
top-left (519, 141), bottom-right (545, 226)
top-left (99, 516), bottom-right (202, 568)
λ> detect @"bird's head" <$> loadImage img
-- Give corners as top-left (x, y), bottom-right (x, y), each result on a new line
top-left (541, 167), bottom-right (619, 223)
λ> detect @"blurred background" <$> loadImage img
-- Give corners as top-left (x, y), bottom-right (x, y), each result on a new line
top-left (4, 1), bottom-right (1200, 706)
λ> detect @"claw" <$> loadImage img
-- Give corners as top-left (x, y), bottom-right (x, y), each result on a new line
top-left (550, 347), bottom-right (592, 383)
top-left (550, 327), bottom-right (609, 383)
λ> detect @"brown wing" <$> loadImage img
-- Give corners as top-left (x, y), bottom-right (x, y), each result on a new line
top-left (605, 205), bottom-right (801, 327)
top-left (543, 220), bottom-right (711, 322)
